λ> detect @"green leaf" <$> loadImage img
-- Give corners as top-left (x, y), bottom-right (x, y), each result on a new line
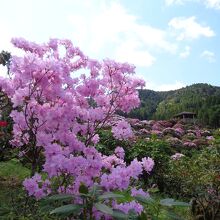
top-left (138, 212), bottom-right (149, 220)
top-left (160, 198), bottom-right (190, 207)
top-left (171, 201), bottom-right (190, 207)
top-left (111, 209), bottom-right (128, 219)
top-left (134, 195), bottom-right (154, 205)
top-left (147, 187), bottom-right (159, 193)
top-left (0, 207), bottom-right (10, 216)
top-left (166, 210), bottom-right (185, 220)
top-left (160, 198), bottom-right (175, 207)
top-left (98, 192), bottom-right (125, 200)
top-left (40, 204), bottom-right (55, 213)
top-left (50, 204), bottom-right (83, 216)
top-left (89, 184), bottom-right (103, 197)
top-left (94, 203), bottom-right (113, 215)
top-left (44, 194), bottom-right (73, 202)
top-left (79, 193), bottom-right (91, 198)
top-left (128, 209), bottom-right (138, 220)
top-left (79, 184), bottom-right (89, 194)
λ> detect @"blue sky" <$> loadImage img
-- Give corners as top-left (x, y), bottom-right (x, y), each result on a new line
top-left (0, 0), bottom-right (219, 91)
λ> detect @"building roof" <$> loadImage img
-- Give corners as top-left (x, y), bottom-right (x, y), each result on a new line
top-left (174, 112), bottom-right (197, 117)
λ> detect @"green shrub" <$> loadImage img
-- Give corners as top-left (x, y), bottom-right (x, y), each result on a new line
top-left (126, 139), bottom-right (174, 191)
top-left (164, 146), bottom-right (220, 219)
top-left (97, 129), bottom-right (130, 156)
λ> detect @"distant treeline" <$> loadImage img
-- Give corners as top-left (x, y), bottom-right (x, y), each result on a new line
top-left (124, 83), bottom-right (220, 128)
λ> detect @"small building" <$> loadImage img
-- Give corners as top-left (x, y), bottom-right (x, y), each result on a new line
top-left (173, 112), bottom-right (197, 122)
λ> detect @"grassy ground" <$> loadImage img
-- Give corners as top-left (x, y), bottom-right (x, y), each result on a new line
top-left (0, 159), bottom-right (30, 208)
top-left (0, 158), bottom-right (30, 180)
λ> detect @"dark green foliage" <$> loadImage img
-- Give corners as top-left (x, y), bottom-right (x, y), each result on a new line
top-left (126, 139), bottom-right (173, 162)
top-left (127, 90), bottom-right (166, 120)
top-left (164, 145), bottom-right (220, 197)
top-left (0, 50), bottom-right (11, 75)
top-left (97, 129), bottom-right (130, 156)
top-left (0, 90), bottom-right (13, 161)
top-left (164, 145), bottom-right (220, 220)
top-left (0, 51), bottom-right (11, 67)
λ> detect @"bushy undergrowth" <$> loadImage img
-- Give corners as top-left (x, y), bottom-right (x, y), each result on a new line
top-left (96, 129), bottom-right (220, 219)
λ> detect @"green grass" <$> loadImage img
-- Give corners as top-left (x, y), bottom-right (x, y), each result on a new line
top-left (0, 159), bottom-right (31, 216)
top-left (0, 158), bottom-right (30, 181)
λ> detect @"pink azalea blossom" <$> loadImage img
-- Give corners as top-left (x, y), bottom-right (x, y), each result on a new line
top-left (0, 37), bottom-right (151, 219)
top-left (112, 120), bottom-right (133, 140)
top-left (142, 157), bottom-right (155, 173)
top-left (171, 153), bottom-right (185, 160)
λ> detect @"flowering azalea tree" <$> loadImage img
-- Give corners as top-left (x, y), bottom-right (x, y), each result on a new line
top-left (0, 38), bottom-right (154, 218)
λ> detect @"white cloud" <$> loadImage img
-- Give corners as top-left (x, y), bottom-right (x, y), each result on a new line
top-left (200, 50), bottom-right (216, 62)
top-left (115, 40), bottom-right (156, 67)
top-left (147, 81), bottom-right (186, 91)
top-left (169, 16), bottom-right (215, 41)
top-left (165, 0), bottom-right (220, 9)
top-left (165, 0), bottom-right (190, 5)
top-left (179, 46), bottom-right (191, 58)
top-left (0, 21), bottom-right (16, 53)
top-left (205, 0), bottom-right (220, 9)
top-left (68, 1), bottom-right (177, 68)
top-left (156, 81), bottom-right (186, 91)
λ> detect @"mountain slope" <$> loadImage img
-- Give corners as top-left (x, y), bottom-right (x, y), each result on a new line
top-left (127, 83), bottom-right (220, 127)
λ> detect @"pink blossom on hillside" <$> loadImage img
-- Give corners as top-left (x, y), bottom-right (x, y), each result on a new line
top-left (141, 157), bottom-right (155, 173)
top-left (206, 136), bottom-right (214, 140)
top-left (152, 123), bottom-right (164, 131)
top-left (128, 159), bottom-right (143, 179)
top-left (171, 153), bottom-right (185, 160)
top-left (183, 141), bottom-right (197, 147)
top-left (100, 166), bottom-right (130, 190)
top-left (23, 174), bottom-right (51, 200)
top-left (114, 201), bottom-right (143, 215)
top-left (112, 120), bottom-right (133, 140)
top-left (101, 158), bottom-right (145, 190)
top-left (151, 130), bottom-right (162, 136)
top-left (195, 129), bottom-right (202, 138)
top-left (114, 146), bottom-right (125, 159)
top-left (102, 155), bottom-right (125, 170)
top-left (175, 127), bottom-right (185, 136)
top-left (131, 187), bottom-right (150, 197)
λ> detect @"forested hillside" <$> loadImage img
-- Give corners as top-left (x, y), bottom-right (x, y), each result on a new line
top-left (127, 83), bottom-right (220, 127)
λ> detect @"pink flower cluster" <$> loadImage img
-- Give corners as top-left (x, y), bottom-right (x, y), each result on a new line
top-left (112, 120), bottom-right (133, 140)
top-left (100, 157), bottom-right (154, 191)
top-left (23, 174), bottom-right (51, 200)
top-left (171, 153), bottom-right (185, 160)
top-left (206, 136), bottom-right (214, 141)
top-left (114, 201), bottom-right (143, 215)
top-left (114, 146), bottom-right (125, 159)
top-left (183, 141), bottom-right (197, 147)
top-left (131, 187), bottom-right (150, 197)
top-left (142, 157), bottom-right (155, 173)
